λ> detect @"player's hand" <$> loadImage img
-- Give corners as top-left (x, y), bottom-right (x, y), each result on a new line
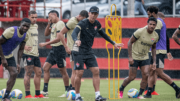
top-left (142, 0), bottom-right (145, 5)
top-left (152, 62), bottom-right (156, 70)
top-left (114, 43), bottom-right (124, 49)
top-left (24, 46), bottom-right (32, 52)
top-left (75, 40), bottom-right (81, 46)
top-left (1, 58), bottom-right (8, 68)
top-left (167, 52), bottom-right (173, 61)
top-left (39, 42), bottom-right (46, 48)
top-left (129, 57), bottom-right (134, 65)
top-left (17, 64), bottom-right (21, 74)
top-left (65, 47), bottom-right (71, 54)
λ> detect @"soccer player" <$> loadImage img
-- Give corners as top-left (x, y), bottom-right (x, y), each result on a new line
top-left (23, 11), bottom-right (44, 98)
top-left (39, 10), bottom-right (69, 96)
top-left (144, 6), bottom-right (180, 98)
top-left (119, 17), bottom-right (159, 99)
top-left (39, 10), bottom-right (88, 92)
top-left (0, 18), bottom-right (31, 101)
top-left (172, 25), bottom-right (180, 45)
top-left (71, 6), bottom-right (124, 101)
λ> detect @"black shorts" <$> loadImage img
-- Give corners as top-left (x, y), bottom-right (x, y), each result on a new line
top-left (73, 53), bottom-right (98, 70)
top-left (130, 59), bottom-right (150, 68)
top-left (0, 56), bottom-right (16, 67)
top-left (23, 54), bottom-right (41, 67)
top-left (46, 45), bottom-right (66, 68)
top-left (149, 53), bottom-right (165, 68)
top-left (70, 52), bottom-right (74, 62)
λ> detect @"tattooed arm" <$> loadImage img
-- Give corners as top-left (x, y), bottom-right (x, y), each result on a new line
top-left (172, 28), bottom-right (180, 45)
top-left (128, 35), bottom-right (137, 65)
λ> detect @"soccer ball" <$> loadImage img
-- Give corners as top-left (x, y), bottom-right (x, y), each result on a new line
top-left (66, 90), bottom-right (76, 100)
top-left (10, 89), bottom-right (23, 99)
top-left (1, 89), bottom-right (7, 98)
top-left (127, 88), bottom-right (139, 98)
top-left (0, 91), bottom-right (2, 99)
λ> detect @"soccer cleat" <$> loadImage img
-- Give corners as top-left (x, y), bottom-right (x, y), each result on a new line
top-left (176, 90), bottom-right (180, 98)
top-left (40, 91), bottom-right (48, 97)
top-left (95, 95), bottom-right (106, 101)
top-left (25, 95), bottom-right (35, 98)
top-left (143, 95), bottom-right (152, 98)
top-left (151, 91), bottom-right (159, 95)
top-left (34, 94), bottom-right (45, 98)
top-left (59, 91), bottom-right (68, 97)
top-left (118, 91), bottom-right (123, 98)
top-left (144, 90), bottom-right (147, 95)
top-left (137, 95), bottom-right (146, 99)
top-left (75, 96), bottom-right (84, 101)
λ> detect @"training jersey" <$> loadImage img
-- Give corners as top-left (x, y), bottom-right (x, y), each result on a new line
top-left (23, 24), bottom-right (39, 57)
top-left (50, 21), bottom-right (65, 46)
top-left (65, 17), bottom-right (79, 50)
top-left (179, 25), bottom-right (180, 30)
top-left (1, 27), bottom-right (28, 58)
top-left (132, 27), bottom-right (159, 60)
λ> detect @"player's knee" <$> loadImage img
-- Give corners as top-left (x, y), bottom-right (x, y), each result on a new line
top-left (36, 70), bottom-right (42, 77)
top-left (11, 71), bottom-right (18, 78)
top-left (129, 76), bottom-right (136, 81)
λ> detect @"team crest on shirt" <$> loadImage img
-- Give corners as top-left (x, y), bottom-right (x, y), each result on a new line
top-left (27, 57), bottom-right (32, 62)
top-left (76, 62), bottom-right (80, 67)
top-left (151, 38), bottom-right (154, 42)
top-left (94, 25), bottom-right (97, 30)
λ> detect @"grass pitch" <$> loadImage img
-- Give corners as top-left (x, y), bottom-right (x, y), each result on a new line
top-left (0, 78), bottom-right (180, 101)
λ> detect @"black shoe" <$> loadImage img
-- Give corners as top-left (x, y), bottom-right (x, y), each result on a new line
top-left (95, 95), bottom-right (106, 101)
top-left (143, 95), bottom-right (152, 98)
top-left (176, 90), bottom-right (180, 98)
top-left (76, 96), bottom-right (83, 101)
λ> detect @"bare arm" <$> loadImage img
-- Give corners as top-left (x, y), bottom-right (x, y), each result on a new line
top-left (44, 23), bottom-right (52, 36)
top-left (0, 36), bottom-right (6, 60)
top-left (172, 28), bottom-right (180, 45)
top-left (151, 43), bottom-right (156, 64)
top-left (128, 35), bottom-right (137, 64)
top-left (18, 42), bottom-right (26, 65)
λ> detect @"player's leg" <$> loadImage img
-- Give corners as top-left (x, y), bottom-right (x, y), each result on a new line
top-left (3, 57), bottom-right (18, 101)
top-left (85, 54), bottom-right (106, 101)
top-left (119, 61), bottom-right (138, 98)
top-left (156, 54), bottom-right (180, 98)
top-left (59, 67), bottom-right (69, 91)
top-left (70, 54), bottom-right (76, 90)
top-left (33, 57), bottom-right (44, 98)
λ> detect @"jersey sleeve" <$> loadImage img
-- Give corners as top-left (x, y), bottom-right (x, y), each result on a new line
top-left (76, 20), bottom-right (85, 30)
top-left (23, 33), bottom-right (29, 42)
top-left (133, 29), bottom-right (141, 40)
top-left (56, 21), bottom-right (65, 33)
top-left (2, 27), bottom-right (14, 40)
top-left (179, 25), bottom-right (180, 30)
top-left (66, 19), bottom-right (74, 30)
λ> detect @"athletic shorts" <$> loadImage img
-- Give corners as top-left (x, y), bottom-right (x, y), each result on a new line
top-left (130, 59), bottom-right (150, 68)
top-left (73, 53), bottom-right (98, 70)
top-left (149, 52), bottom-right (166, 68)
top-left (0, 56), bottom-right (16, 67)
top-left (46, 45), bottom-right (66, 68)
top-left (23, 54), bottom-right (41, 67)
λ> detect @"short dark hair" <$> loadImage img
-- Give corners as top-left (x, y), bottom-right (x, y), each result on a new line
top-left (28, 10), bottom-right (37, 15)
top-left (79, 10), bottom-right (88, 18)
top-left (48, 10), bottom-right (59, 17)
top-left (21, 18), bottom-right (31, 24)
top-left (147, 17), bottom-right (157, 24)
top-left (147, 6), bottom-right (159, 14)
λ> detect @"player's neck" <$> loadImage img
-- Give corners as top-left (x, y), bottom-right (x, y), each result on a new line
top-left (54, 18), bottom-right (60, 23)
top-left (147, 29), bottom-right (153, 34)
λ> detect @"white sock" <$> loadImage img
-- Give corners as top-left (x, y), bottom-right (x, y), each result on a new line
top-left (76, 93), bottom-right (80, 99)
top-left (95, 91), bottom-right (100, 98)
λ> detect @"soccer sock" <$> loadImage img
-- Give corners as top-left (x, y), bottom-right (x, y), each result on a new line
top-left (35, 90), bottom-right (40, 95)
top-left (95, 91), bottom-right (100, 98)
top-left (152, 85), bottom-right (156, 92)
top-left (146, 87), bottom-right (153, 96)
top-left (76, 93), bottom-right (80, 99)
top-left (119, 85), bottom-right (125, 91)
top-left (170, 82), bottom-right (180, 92)
top-left (43, 83), bottom-right (48, 92)
top-left (3, 90), bottom-right (10, 99)
top-left (69, 84), bottom-right (72, 88)
top-left (138, 88), bottom-right (144, 96)
top-left (25, 91), bottom-right (30, 96)
top-left (145, 85), bottom-right (148, 90)
top-left (72, 87), bottom-right (75, 90)
top-left (65, 86), bottom-right (69, 91)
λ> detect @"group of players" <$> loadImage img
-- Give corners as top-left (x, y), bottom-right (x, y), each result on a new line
top-left (0, 4), bottom-right (180, 101)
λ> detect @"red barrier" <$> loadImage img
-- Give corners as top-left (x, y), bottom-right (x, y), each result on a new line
top-left (0, 28), bottom-right (4, 78)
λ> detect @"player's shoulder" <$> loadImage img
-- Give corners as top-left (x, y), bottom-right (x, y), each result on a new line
top-left (153, 30), bottom-right (159, 38)
top-left (157, 19), bottom-right (163, 25)
top-left (78, 18), bottom-right (87, 26)
top-left (136, 27), bottom-right (146, 33)
top-left (68, 17), bottom-right (78, 24)
top-left (6, 27), bottom-right (15, 31)
top-left (57, 20), bottom-right (65, 24)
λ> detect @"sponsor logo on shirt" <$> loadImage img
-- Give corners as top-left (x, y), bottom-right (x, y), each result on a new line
top-left (141, 41), bottom-right (152, 47)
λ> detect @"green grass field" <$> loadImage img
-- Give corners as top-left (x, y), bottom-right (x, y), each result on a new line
top-left (0, 78), bottom-right (180, 101)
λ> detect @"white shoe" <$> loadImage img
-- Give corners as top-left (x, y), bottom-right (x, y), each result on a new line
top-left (58, 91), bottom-right (68, 97)
top-left (40, 91), bottom-right (48, 97)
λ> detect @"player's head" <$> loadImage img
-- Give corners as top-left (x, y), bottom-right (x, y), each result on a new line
top-left (20, 18), bottom-right (31, 33)
top-left (147, 17), bottom-right (157, 32)
top-left (28, 10), bottom-right (37, 24)
top-left (88, 6), bottom-right (99, 22)
top-left (157, 12), bottom-right (165, 20)
top-left (77, 10), bottom-right (88, 21)
top-left (48, 10), bottom-right (59, 23)
top-left (147, 6), bottom-right (159, 18)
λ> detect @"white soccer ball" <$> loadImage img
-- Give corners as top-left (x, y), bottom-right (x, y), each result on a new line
top-left (0, 91), bottom-right (2, 99)
top-left (10, 89), bottom-right (23, 99)
top-left (1, 89), bottom-right (7, 98)
top-left (66, 90), bottom-right (76, 100)
top-left (127, 88), bottom-right (139, 98)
